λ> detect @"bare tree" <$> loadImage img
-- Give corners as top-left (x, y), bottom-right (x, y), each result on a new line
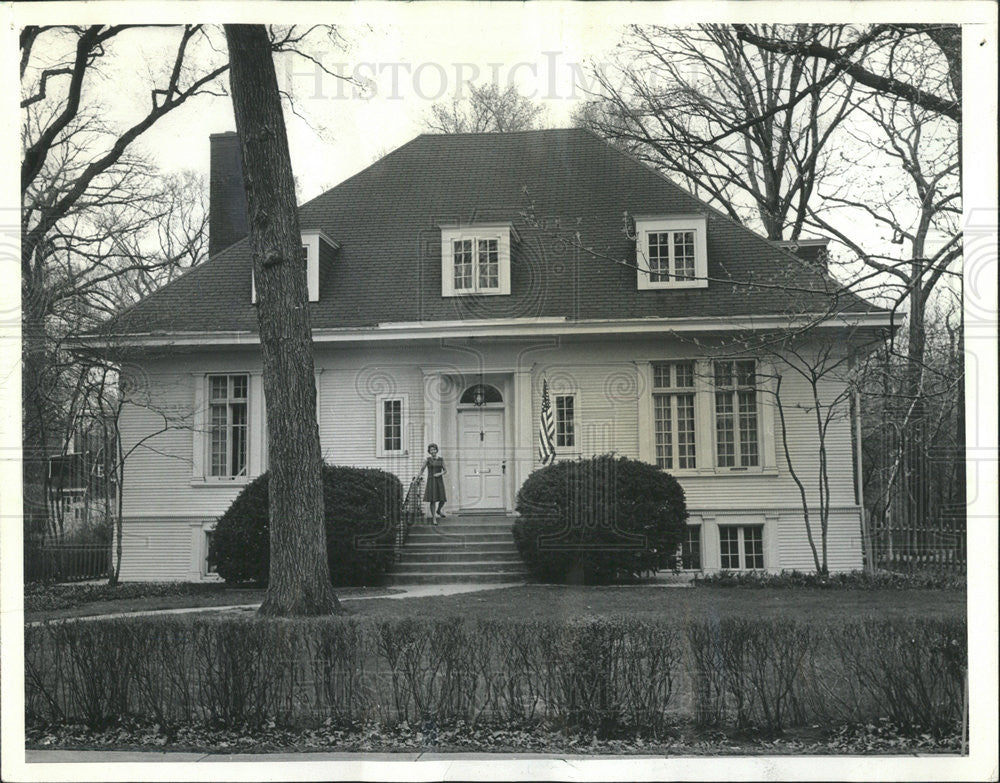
top-left (20, 23), bottom-right (346, 547)
top-left (578, 23), bottom-right (963, 569)
top-left (576, 24), bottom-right (862, 240)
top-left (797, 33), bottom-right (962, 548)
top-left (225, 23), bottom-right (341, 616)
top-left (858, 293), bottom-right (966, 571)
top-left (21, 25), bottom-right (227, 538)
top-left (426, 83), bottom-right (546, 134)
top-left (733, 24), bottom-right (961, 122)
top-left (21, 134), bottom-right (207, 542)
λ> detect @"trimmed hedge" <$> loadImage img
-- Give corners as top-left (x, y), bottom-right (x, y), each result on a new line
top-left (513, 454), bottom-right (688, 583)
top-left (694, 569), bottom-right (967, 590)
top-left (210, 464), bottom-right (403, 586)
top-left (25, 615), bottom-right (966, 736)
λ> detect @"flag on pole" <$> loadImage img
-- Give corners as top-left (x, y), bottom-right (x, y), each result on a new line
top-left (538, 379), bottom-right (556, 465)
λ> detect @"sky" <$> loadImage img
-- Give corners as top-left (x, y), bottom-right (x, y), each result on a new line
top-left (61, 10), bottom-right (627, 204)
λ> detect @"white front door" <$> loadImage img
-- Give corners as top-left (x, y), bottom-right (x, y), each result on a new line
top-left (458, 408), bottom-right (505, 509)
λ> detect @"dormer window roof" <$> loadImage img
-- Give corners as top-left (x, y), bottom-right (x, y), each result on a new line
top-left (440, 222), bottom-right (516, 297)
top-left (634, 215), bottom-right (708, 290)
top-left (252, 229), bottom-right (339, 303)
top-left (301, 229), bottom-right (338, 302)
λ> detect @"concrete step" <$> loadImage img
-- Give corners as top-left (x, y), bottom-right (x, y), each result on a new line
top-left (397, 552), bottom-right (525, 567)
top-left (409, 521), bottom-right (513, 533)
top-left (385, 570), bottom-right (528, 586)
top-left (393, 559), bottom-right (526, 574)
top-left (406, 531), bottom-right (514, 544)
top-left (401, 541), bottom-right (518, 554)
top-left (388, 513), bottom-right (525, 586)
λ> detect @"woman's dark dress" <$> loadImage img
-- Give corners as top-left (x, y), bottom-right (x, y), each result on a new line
top-left (423, 456), bottom-right (447, 503)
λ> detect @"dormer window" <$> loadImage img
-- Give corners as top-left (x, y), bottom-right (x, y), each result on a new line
top-left (252, 229), bottom-right (338, 303)
top-left (635, 216), bottom-right (708, 290)
top-left (441, 223), bottom-right (513, 297)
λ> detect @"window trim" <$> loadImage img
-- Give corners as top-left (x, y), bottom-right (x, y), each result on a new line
top-left (718, 524), bottom-right (765, 571)
top-left (191, 371), bottom-right (262, 486)
top-left (206, 373), bottom-right (250, 480)
top-left (635, 216), bottom-right (708, 290)
top-left (652, 361), bottom-right (698, 471)
top-left (712, 360), bottom-right (761, 471)
top-left (376, 393), bottom-right (409, 457)
top-left (204, 528), bottom-right (218, 575)
top-left (638, 359), bottom-right (776, 477)
top-left (680, 523), bottom-right (702, 571)
top-left (441, 224), bottom-right (513, 297)
top-left (553, 393), bottom-right (576, 449)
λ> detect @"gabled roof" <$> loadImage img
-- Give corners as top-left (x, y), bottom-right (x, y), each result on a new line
top-left (100, 128), bottom-right (885, 338)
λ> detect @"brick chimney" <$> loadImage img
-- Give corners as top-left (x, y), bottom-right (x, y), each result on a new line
top-left (209, 132), bottom-right (249, 257)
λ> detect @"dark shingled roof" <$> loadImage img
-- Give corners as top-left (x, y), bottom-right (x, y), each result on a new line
top-left (101, 128), bottom-right (883, 336)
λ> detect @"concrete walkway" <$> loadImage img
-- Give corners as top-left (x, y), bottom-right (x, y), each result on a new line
top-left (27, 575), bottom-right (692, 626)
top-left (25, 582), bottom-right (526, 625)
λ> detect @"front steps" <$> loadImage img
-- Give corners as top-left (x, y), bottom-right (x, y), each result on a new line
top-left (387, 513), bottom-right (529, 585)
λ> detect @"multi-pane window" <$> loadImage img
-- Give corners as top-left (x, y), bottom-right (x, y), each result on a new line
top-left (377, 396), bottom-right (407, 457)
top-left (478, 239), bottom-right (499, 289)
top-left (382, 399), bottom-right (403, 453)
top-left (714, 360), bottom-right (759, 468)
top-left (205, 530), bottom-right (217, 574)
top-left (554, 395), bottom-right (575, 448)
top-left (453, 237), bottom-right (500, 292)
top-left (653, 362), bottom-right (697, 470)
top-left (453, 239), bottom-right (473, 290)
top-left (648, 230), bottom-right (697, 282)
top-left (680, 525), bottom-right (702, 570)
top-left (719, 525), bottom-right (764, 570)
top-left (208, 374), bottom-right (248, 478)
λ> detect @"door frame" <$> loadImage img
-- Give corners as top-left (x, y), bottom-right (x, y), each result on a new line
top-left (455, 402), bottom-right (507, 511)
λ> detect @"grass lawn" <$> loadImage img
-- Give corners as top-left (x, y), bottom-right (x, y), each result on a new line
top-left (24, 583), bottom-right (398, 622)
top-left (345, 584), bottom-right (966, 621)
top-left (24, 581), bottom-right (966, 623)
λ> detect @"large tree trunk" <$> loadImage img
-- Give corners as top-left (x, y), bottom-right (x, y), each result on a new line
top-left (225, 24), bottom-right (341, 616)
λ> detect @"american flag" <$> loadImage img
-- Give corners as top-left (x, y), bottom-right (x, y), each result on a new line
top-left (538, 379), bottom-right (556, 466)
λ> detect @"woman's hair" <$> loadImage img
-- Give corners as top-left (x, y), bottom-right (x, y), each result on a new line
top-left (427, 443), bottom-right (439, 453)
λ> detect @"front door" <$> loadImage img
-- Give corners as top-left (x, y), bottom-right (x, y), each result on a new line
top-left (458, 408), bottom-right (505, 510)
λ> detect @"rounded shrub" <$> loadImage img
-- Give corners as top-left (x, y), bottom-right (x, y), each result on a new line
top-left (513, 454), bottom-right (688, 584)
top-left (211, 464), bottom-right (403, 586)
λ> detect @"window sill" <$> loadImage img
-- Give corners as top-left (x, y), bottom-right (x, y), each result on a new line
top-left (662, 468), bottom-right (779, 478)
top-left (190, 478), bottom-right (252, 488)
top-left (443, 289), bottom-right (508, 298)
top-left (638, 280), bottom-right (708, 290)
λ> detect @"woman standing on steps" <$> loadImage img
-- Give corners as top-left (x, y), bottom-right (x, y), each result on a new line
top-left (421, 443), bottom-right (447, 525)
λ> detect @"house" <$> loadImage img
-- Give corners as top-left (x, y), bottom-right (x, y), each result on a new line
top-left (88, 129), bottom-right (891, 581)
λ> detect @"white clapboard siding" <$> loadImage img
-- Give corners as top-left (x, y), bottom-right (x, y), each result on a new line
top-left (777, 509), bottom-right (864, 572)
top-left (115, 337), bottom-right (866, 579)
top-left (318, 364), bottom-right (426, 486)
top-left (115, 518), bottom-right (209, 582)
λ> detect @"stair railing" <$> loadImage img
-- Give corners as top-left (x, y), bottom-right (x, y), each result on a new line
top-left (398, 473), bottom-right (424, 557)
